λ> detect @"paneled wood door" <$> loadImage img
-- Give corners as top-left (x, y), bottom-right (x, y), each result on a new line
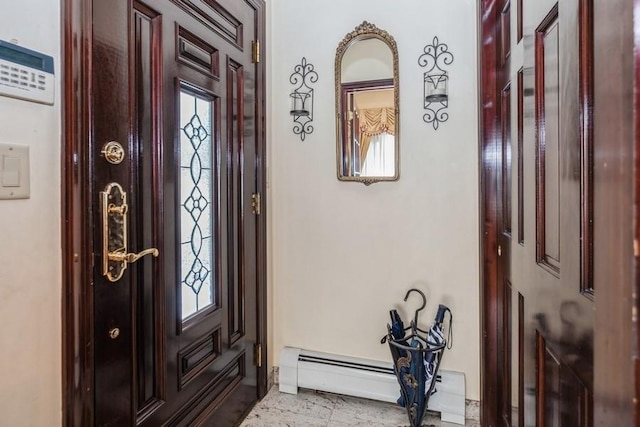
top-left (482, 0), bottom-right (597, 425)
top-left (64, 0), bottom-right (266, 425)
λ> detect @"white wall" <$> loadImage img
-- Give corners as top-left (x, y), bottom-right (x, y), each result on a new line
top-left (268, 0), bottom-right (481, 400)
top-left (0, 1), bottom-right (61, 425)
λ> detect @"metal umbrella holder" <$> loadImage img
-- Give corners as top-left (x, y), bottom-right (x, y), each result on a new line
top-left (382, 289), bottom-right (452, 427)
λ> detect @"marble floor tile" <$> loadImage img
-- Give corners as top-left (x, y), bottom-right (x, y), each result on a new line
top-left (251, 388), bottom-right (337, 421)
top-left (328, 394), bottom-right (408, 426)
top-left (240, 387), bottom-right (479, 427)
top-left (241, 409), bottom-right (328, 427)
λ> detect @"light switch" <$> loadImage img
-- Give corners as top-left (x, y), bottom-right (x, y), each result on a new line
top-left (2, 155), bottom-right (20, 187)
top-left (0, 143), bottom-right (29, 199)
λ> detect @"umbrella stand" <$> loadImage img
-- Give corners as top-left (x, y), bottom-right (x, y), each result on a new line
top-left (385, 328), bottom-right (446, 427)
top-left (382, 289), bottom-right (450, 427)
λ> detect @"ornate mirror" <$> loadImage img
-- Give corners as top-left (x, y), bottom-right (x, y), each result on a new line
top-left (335, 21), bottom-right (399, 185)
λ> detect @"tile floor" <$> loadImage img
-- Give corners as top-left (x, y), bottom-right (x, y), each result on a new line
top-left (240, 387), bottom-right (480, 427)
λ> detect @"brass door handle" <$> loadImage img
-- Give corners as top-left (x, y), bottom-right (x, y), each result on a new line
top-left (101, 182), bottom-right (159, 282)
top-left (108, 248), bottom-right (159, 263)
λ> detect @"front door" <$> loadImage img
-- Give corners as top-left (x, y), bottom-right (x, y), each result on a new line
top-left (90, 0), bottom-right (265, 424)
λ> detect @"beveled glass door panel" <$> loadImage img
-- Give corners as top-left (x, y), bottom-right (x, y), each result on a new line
top-left (179, 88), bottom-right (216, 320)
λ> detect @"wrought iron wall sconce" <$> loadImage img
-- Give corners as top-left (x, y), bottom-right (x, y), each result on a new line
top-left (290, 57), bottom-right (318, 141)
top-left (418, 37), bottom-right (454, 130)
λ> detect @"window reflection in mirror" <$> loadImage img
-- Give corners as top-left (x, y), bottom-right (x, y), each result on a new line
top-left (341, 81), bottom-right (395, 177)
top-left (335, 22), bottom-right (399, 185)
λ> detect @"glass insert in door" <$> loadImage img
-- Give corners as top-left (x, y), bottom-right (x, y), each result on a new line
top-left (179, 88), bottom-right (215, 320)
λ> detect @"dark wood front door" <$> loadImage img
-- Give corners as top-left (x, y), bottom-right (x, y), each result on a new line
top-left (81, 0), bottom-right (266, 425)
top-left (482, 0), bottom-right (599, 425)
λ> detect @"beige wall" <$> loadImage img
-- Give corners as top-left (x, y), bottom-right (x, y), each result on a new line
top-left (268, 0), bottom-right (481, 400)
top-left (0, 0), bottom-right (61, 425)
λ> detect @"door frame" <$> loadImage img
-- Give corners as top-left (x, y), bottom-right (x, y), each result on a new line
top-left (60, 0), bottom-right (268, 425)
top-left (478, 0), bottom-right (639, 425)
top-left (478, 1), bottom-right (501, 425)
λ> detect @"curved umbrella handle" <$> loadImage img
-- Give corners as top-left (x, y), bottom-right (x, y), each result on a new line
top-left (404, 288), bottom-right (427, 329)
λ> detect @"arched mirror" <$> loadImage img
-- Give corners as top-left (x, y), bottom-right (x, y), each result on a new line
top-left (335, 21), bottom-right (399, 185)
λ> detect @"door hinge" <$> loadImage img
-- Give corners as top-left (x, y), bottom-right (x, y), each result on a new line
top-left (497, 245), bottom-right (502, 257)
top-left (251, 193), bottom-right (261, 215)
top-left (252, 40), bottom-right (260, 63)
top-left (254, 343), bottom-right (263, 368)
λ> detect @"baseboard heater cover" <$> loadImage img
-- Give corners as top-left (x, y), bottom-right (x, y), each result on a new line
top-left (279, 347), bottom-right (466, 425)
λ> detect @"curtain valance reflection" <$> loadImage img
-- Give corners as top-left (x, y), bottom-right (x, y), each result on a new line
top-left (357, 107), bottom-right (395, 160)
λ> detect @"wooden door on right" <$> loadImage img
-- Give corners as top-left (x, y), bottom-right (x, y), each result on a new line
top-left (504, 0), bottom-right (594, 425)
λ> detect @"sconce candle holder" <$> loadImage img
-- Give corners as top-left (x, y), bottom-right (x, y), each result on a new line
top-left (290, 57), bottom-right (318, 141)
top-left (418, 37), bottom-right (454, 130)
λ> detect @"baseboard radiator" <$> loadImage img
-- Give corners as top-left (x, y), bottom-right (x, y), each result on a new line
top-left (279, 347), bottom-right (466, 425)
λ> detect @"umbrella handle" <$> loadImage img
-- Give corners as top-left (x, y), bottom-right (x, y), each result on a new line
top-left (404, 288), bottom-right (427, 328)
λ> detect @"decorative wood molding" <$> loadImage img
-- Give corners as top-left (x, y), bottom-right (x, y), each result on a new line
top-left (501, 0), bottom-right (511, 64)
top-left (534, 4), bottom-right (561, 276)
top-left (517, 67), bottom-right (524, 245)
top-left (177, 25), bottom-right (220, 78)
top-left (178, 328), bottom-right (222, 388)
top-left (517, 293), bottom-right (524, 427)
top-left (579, 0), bottom-right (594, 297)
top-left (501, 81), bottom-right (512, 235)
top-left (170, 0), bottom-right (243, 48)
top-left (517, 0), bottom-right (523, 42)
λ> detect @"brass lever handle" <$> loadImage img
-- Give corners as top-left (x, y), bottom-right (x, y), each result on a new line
top-left (109, 248), bottom-right (159, 263)
top-left (101, 182), bottom-right (160, 282)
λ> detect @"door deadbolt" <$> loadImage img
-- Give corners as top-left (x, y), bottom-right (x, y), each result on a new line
top-left (101, 141), bottom-right (125, 165)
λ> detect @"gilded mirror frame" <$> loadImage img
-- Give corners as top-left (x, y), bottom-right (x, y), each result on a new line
top-left (335, 21), bottom-right (400, 185)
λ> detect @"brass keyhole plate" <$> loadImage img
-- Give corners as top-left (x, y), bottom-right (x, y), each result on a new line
top-left (101, 141), bottom-right (125, 165)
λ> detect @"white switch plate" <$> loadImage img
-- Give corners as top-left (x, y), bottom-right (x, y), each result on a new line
top-left (0, 143), bottom-right (29, 199)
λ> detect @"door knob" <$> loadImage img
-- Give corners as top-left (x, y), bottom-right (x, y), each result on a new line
top-left (101, 182), bottom-right (159, 282)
